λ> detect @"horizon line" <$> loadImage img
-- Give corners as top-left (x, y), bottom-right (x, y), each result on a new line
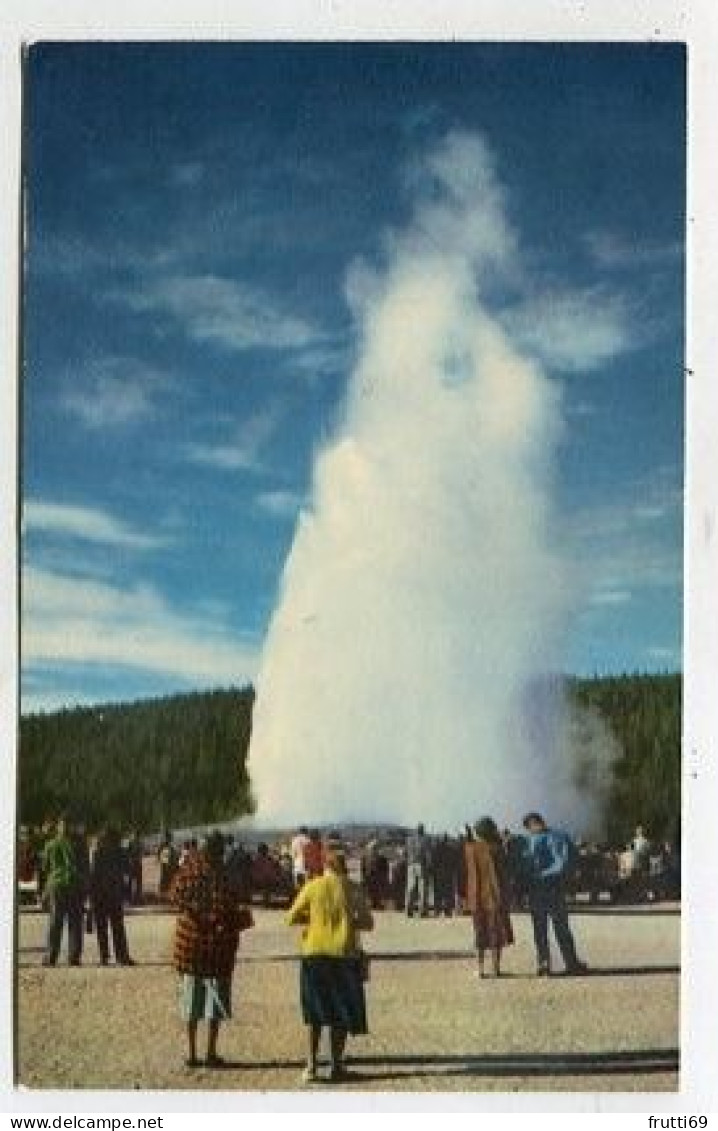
top-left (19, 668), bottom-right (683, 720)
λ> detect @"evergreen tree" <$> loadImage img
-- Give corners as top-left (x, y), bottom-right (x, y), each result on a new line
top-left (19, 687), bottom-right (256, 832)
top-left (19, 675), bottom-right (681, 842)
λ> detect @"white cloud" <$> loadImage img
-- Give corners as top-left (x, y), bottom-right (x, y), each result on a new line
top-left (256, 490), bottom-right (305, 519)
top-left (21, 685), bottom-right (100, 716)
top-left (645, 645), bottom-right (681, 665)
top-left (588, 589), bottom-right (633, 608)
top-left (634, 504), bottom-right (673, 523)
top-left (570, 470), bottom-right (682, 541)
top-left (60, 357), bottom-right (172, 430)
top-left (290, 339), bottom-right (353, 383)
top-left (502, 287), bottom-right (635, 373)
top-left (183, 442), bottom-right (256, 472)
top-left (584, 231), bottom-right (684, 272)
top-left (34, 233), bottom-right (111, 279)
top-left (184, 408), bottom-right (281, 473)
top-left (120, 272), bottom-right (324, 355)
top-left (22, 567), bottom-right (260, 689)
top-left (24, 500), bottom-right (167, 551)
top-left (568, 475), bottom-right (683, 607)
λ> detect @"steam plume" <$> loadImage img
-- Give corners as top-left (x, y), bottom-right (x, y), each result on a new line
top-left (249, 132), bottom-right (614, 832)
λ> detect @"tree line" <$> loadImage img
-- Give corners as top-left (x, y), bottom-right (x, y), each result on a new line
top-left (18, 674), bottom-right (681, 841)
top-left (569, 672), bottom-right (681, 845)
top-left (18, 687), bottom-right (255, 832)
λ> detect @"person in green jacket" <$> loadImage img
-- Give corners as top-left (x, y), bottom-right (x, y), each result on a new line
top-left (41, 817), bottom-right (84, 966)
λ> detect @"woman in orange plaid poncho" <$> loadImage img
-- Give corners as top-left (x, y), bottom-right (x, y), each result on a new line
top-left (171, 831), bottom-right (253, 1068)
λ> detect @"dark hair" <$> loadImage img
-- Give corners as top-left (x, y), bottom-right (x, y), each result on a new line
top-left (325, 849), bottom-right (347, 875)
top-left (522, 812), bottom-right (545, 829)
top-left (205, 831), bottom-right (225, 864)
top-left (474, 817), bottom-right (501, 844)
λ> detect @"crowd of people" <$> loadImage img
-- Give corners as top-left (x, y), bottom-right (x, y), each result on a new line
top-left (163, 810), bottom-right (589, 1079)
top-left (18, 811), bottom-right (679, 1084)
top-left (358, 822), bottom-right (681, 912)
top-left (163, 810), bottom-right (593, 1079)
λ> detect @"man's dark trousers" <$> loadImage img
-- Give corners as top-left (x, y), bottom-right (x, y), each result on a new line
top-left (93, 897), bottom-right (130, 964)
top-left (528, 880), bottom-right (579, 971)
top-left (45, 887), bottom-right (83, 965)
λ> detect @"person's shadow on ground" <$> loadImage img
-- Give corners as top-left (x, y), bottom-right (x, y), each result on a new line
top-left (191, 1047), bottom-right (678, 1082)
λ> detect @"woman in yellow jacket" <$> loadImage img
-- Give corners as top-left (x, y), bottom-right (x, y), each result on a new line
top-left (287, 848), bottom-right (373, 1083)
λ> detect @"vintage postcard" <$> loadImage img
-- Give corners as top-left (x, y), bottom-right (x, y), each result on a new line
top-left (3, 2), bottom-right (718, 1119)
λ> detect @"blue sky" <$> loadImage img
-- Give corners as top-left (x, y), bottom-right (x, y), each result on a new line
top-left (21, 42), bottom-right (685, 713)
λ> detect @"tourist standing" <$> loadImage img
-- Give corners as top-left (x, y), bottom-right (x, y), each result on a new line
top-left (171, 831), bottom-right (253, 1068)
top-left (631, 824), bottom-right (651, 875)
top-left (225, 839), bottom-right (253, 901)
top-left (304, 829), bottom-right (325, 880)
top-left (405, 823), bottom-right (430, 917)
top-left (432, 834), bottom-right (459, 917)
top-left (41, 817), bottom-right (84, 966)
top-left (456, 826), bottom-right (472, 912)
top-left (291, 826), bottom-right (311, 888)
top-left (18, 826), bottom-right (39, 900)
top-left (90, 826), bottom-right (134, 966)
top-left (521, 812), bottom-right (588, 976)
top-left (126, 834), bottom-right (143, 905)
top-left (287, 849), bottom-right (373, 1084)
top-left (158, 833), bottom-right (178, 897)
top-left (70, 823), bottom-right (91, 901)
top-left (464, 817), bottom-right (514, 977)
top-left (364, 843), bottom-right (390, 910)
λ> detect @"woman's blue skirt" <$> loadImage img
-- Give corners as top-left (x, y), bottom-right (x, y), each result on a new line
top-left (299, 955), bottom-right (368, 1034)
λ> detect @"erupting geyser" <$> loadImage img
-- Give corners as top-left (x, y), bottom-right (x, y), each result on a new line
top-left (249, 132), bottom-right (613, 831)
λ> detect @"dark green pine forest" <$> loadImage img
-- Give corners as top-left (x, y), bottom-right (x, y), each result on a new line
top-left (18, 675), bottom-right (681, 843)
top-left (19, 687), bottom-right (255, 833)
top-left (569, 673), bottom-right (681, 844)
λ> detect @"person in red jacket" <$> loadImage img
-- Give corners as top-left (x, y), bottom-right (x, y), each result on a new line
top-left (304, 829), bottom-right (325, 879)
top-left (171, 831), bottom-right (253, 1068)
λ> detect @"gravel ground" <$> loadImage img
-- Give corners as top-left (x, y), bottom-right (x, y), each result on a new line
top-left (16, 905), bottom-right (679, 1093)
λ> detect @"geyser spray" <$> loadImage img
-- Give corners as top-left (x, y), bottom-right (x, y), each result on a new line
top-left (249, 132), bottom-right (615, 833)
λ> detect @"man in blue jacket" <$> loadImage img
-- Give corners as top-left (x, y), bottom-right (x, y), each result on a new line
top-left (521, 812), bottom-right (588, 977)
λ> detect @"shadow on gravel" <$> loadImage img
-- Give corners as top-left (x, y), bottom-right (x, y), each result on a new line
top-left (566, 907), bottom-right (681, 917)
top-left (243, 954), bottom-right (681, 977)
top-left (338, 1048), bottom-right (679, 1081)
top-left (581, 965), bottom-right (679, 977)
top-left (184, 1058), bottom-right (305, 1072)
top-left (364, 957), bottom-right (680, 975)
top-left (17, 957), bottom-right (681, 976)
top-left (178, 1049), bottom-right (679, 1082)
